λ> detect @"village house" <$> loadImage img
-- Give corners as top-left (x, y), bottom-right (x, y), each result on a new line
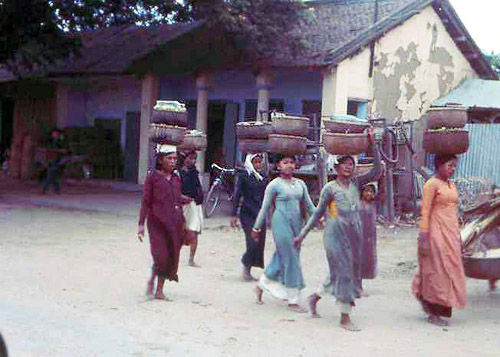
top-left (0, 0), bottom-right (497, 192)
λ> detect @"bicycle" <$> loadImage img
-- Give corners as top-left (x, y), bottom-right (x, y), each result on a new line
top-left (203, 163), bottom-right (237, 218)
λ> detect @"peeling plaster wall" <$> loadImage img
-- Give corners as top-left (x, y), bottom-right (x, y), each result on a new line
top-left (371, 6), bottom-right (477, 121)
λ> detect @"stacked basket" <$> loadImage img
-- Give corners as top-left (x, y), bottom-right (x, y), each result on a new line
top-left (149, 101), bottom-right (207, 151)
top-left (322, 114), bottom-right (371, 155)
top-left (423, 105), bottom-right (469, 155)
top-left (268, 113), bottom-right (309, 156)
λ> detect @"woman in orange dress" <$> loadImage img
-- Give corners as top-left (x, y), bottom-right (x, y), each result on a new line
top-left (412, 154), bottom-right (466, 326)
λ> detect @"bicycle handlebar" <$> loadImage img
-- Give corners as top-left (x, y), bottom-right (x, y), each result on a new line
top-left (211, 163), bottom-right (235, 174)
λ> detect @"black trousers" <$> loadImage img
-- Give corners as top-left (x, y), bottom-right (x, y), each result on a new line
top-left (240, 211), bottom-right (266, 269)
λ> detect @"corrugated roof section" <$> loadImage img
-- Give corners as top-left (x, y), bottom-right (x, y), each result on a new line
top-left (432, 79), bottom-right (500, 109)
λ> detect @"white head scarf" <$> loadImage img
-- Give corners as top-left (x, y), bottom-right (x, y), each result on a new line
top-left (156, 144), bottom-right (177, 155)
top-left (245, 153), bottom-right (264, 181)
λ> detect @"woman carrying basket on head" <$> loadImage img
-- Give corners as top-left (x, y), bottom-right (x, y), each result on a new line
top-left (251, 154), bottom-right (316, 313)
top-left (138, 145), bottom-right (191, 300)
top-left (294, 129), bottom-right (381, 331)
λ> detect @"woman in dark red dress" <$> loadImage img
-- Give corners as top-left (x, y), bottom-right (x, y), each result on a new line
top-left (138, 146), bottom-right (191, 300)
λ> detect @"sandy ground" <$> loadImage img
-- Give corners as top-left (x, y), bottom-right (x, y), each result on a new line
top-left (1, 193), bottom-right (500, 356)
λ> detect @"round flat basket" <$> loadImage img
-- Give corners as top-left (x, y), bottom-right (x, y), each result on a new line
top-left (238, 138), bottom-right (269, 153)
top-left (323, 119), bottom-right (370, 134)
top-left (463, 256), bottom-right (500, 280)
top-left (149, 124), bottom-right (186, 145)
top-left (177, 134), bottom-right (207, 151)
top-left (427, 107), bottom-right (467, 129)
top-left (236, 121), bottom-right (273, 139)
top-left (151, 110), bottom-right (188, 126)
top-left (269, 134), bottom-right (307, 156)
top-left (272, 116), bottom-right (309, 136)
top-left (323, 132), bottom-right (369, 155)
top-left (422, 130), bottom-right (469, 154)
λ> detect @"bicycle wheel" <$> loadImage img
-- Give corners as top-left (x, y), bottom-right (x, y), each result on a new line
top-left (204, 182), bottom-right (222, 218)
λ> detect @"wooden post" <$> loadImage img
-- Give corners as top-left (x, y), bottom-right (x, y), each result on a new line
top-left (138, 74), bottom-right (159, 184)
top-left (195, 73), bottom-right (211, 173)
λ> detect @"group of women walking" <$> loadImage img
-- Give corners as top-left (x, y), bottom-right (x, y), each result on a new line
top-left (137, 132), bottom-right (467, 331)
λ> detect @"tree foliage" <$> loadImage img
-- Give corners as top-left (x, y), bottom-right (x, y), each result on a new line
top-left (0, 0), bottom-right (308, 76)
top-left (483, 51), bottom-right (500, 75)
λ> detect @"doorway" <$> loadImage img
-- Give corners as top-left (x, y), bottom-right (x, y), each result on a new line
top-left (0, 98), bottom-right (14, 162)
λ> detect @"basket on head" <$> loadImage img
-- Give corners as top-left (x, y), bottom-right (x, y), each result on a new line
top-left (427, 106), bottom-right (468, 129)
top-left (323, 119), bottom-right (370, 134)
top-left (238, 138), bottom-right (269, 153)
top-left (149, 124), bottom-right (186, 145)
top-left (151, 110), bottom-right (188, 126)
top-left (236, 121), bottom-right (273, 139)
top-left (323, 132), bottom-right (369, 155)
top-left (177, 132), bottom-right (207, 151)
top-left (422, 129), bottom-right (469, 154)
top-left (271, 115), bottom-right (309, 137)
top-left (269, 134), bottom-right (307, 156)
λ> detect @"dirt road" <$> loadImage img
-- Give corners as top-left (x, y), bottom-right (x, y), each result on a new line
top-left (1, 202), bottom-right (499, 356)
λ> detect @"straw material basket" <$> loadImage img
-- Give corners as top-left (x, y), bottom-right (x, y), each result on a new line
top-left (238, 139), bottom-right (270, 153)
top-left (323, 132), bottom-right (369, 155)
top-left (151, 110), bottom-right (188, 126)
top-left (236, 121), bottom-right (273, 139)
top-left (427, 107), bottom-right (467, 129)
top-left (178, 133), bottom-right (207, 151)
top-left (149, 124), bottom-right (186, 145)
top-left (422, 130), bottom-right (469, 154)
top-left (272, 116), bottom-right (309, 136)
top-left (323, 120), bottom-right (369, 134)
top-left (269, 134), bottom-right (307, 156)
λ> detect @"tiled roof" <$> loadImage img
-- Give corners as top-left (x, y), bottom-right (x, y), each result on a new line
top-left (48, 21), bottom-right (203, 75)
top-left (272, 0), bottom-right (419, 66)
top-left (0, 0), bottom-right (496, 80)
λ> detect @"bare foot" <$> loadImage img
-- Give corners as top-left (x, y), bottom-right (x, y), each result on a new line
top-left (428, 315), bottom-right (449, 327)
top-left (287, 304), bottom-right (308, 313)
top-left (188, 261), bottom-right (201, 268)
top-left (154, 292), bottom-right (171, 301)
top-left (308, 294), bottom-right (321, 318)
top-left (242, 267), bottom-right (255, 282)
top-left (360, 290), bottom-right (369, 297)
top-left (340, 314), bottom-right (361, 332)
top-left (254, 286), bottom-right (264, 305)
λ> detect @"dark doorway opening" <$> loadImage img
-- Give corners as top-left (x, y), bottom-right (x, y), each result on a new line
top-left (0, 98), bottom-right (14, 162)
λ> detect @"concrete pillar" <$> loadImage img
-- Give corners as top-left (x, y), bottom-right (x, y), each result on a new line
top-left (56, 84), bottom-right (70, 128)
top-left (138, 74), bottom-right (160, 184)
top-left (256, 71), bottom-right (273, 121)
top-left (195, 73), bottom-right (211, 172)
top-left (320, 66), bottom-right (348, 118)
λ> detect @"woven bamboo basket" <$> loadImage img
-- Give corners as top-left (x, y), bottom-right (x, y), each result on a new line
top-left (323, 120), bottom-right (370, 134)
top-left (272, 116), bottom-right (309, 136)
top-left (463, 255), bottom-right (500, 280)
top-left (422, 130), bottom-right (469, 154)
top-left (323, 132), bottom-right (369, 155)
top-left (236, 121), bottom-right (273, 139)
top-left (149, 124), bottom-right (186, 145)
top-left (269, 134), bottom-right (307, 156)
top-left (151, 110), bottom-right (188, 126)
top-left (238, 138), bottom-right (269, 153)
top-left (427, 107), bottom-right (468, 129)
top-left (177, 133), bottom-right (207, 151)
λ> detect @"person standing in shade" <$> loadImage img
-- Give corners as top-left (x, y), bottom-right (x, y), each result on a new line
top-left (294, 130), bottom-right (381, 331)
top-left (231, 153), bottom-right (269, 281)
top-left (412, 154), bottom-right (466, 327)
top-left (138, 145), bottom-right (191, 300)
top-left (251, 155), bottom-right (316, 313)
top-left (179, 150), bottom-right (204, 267)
